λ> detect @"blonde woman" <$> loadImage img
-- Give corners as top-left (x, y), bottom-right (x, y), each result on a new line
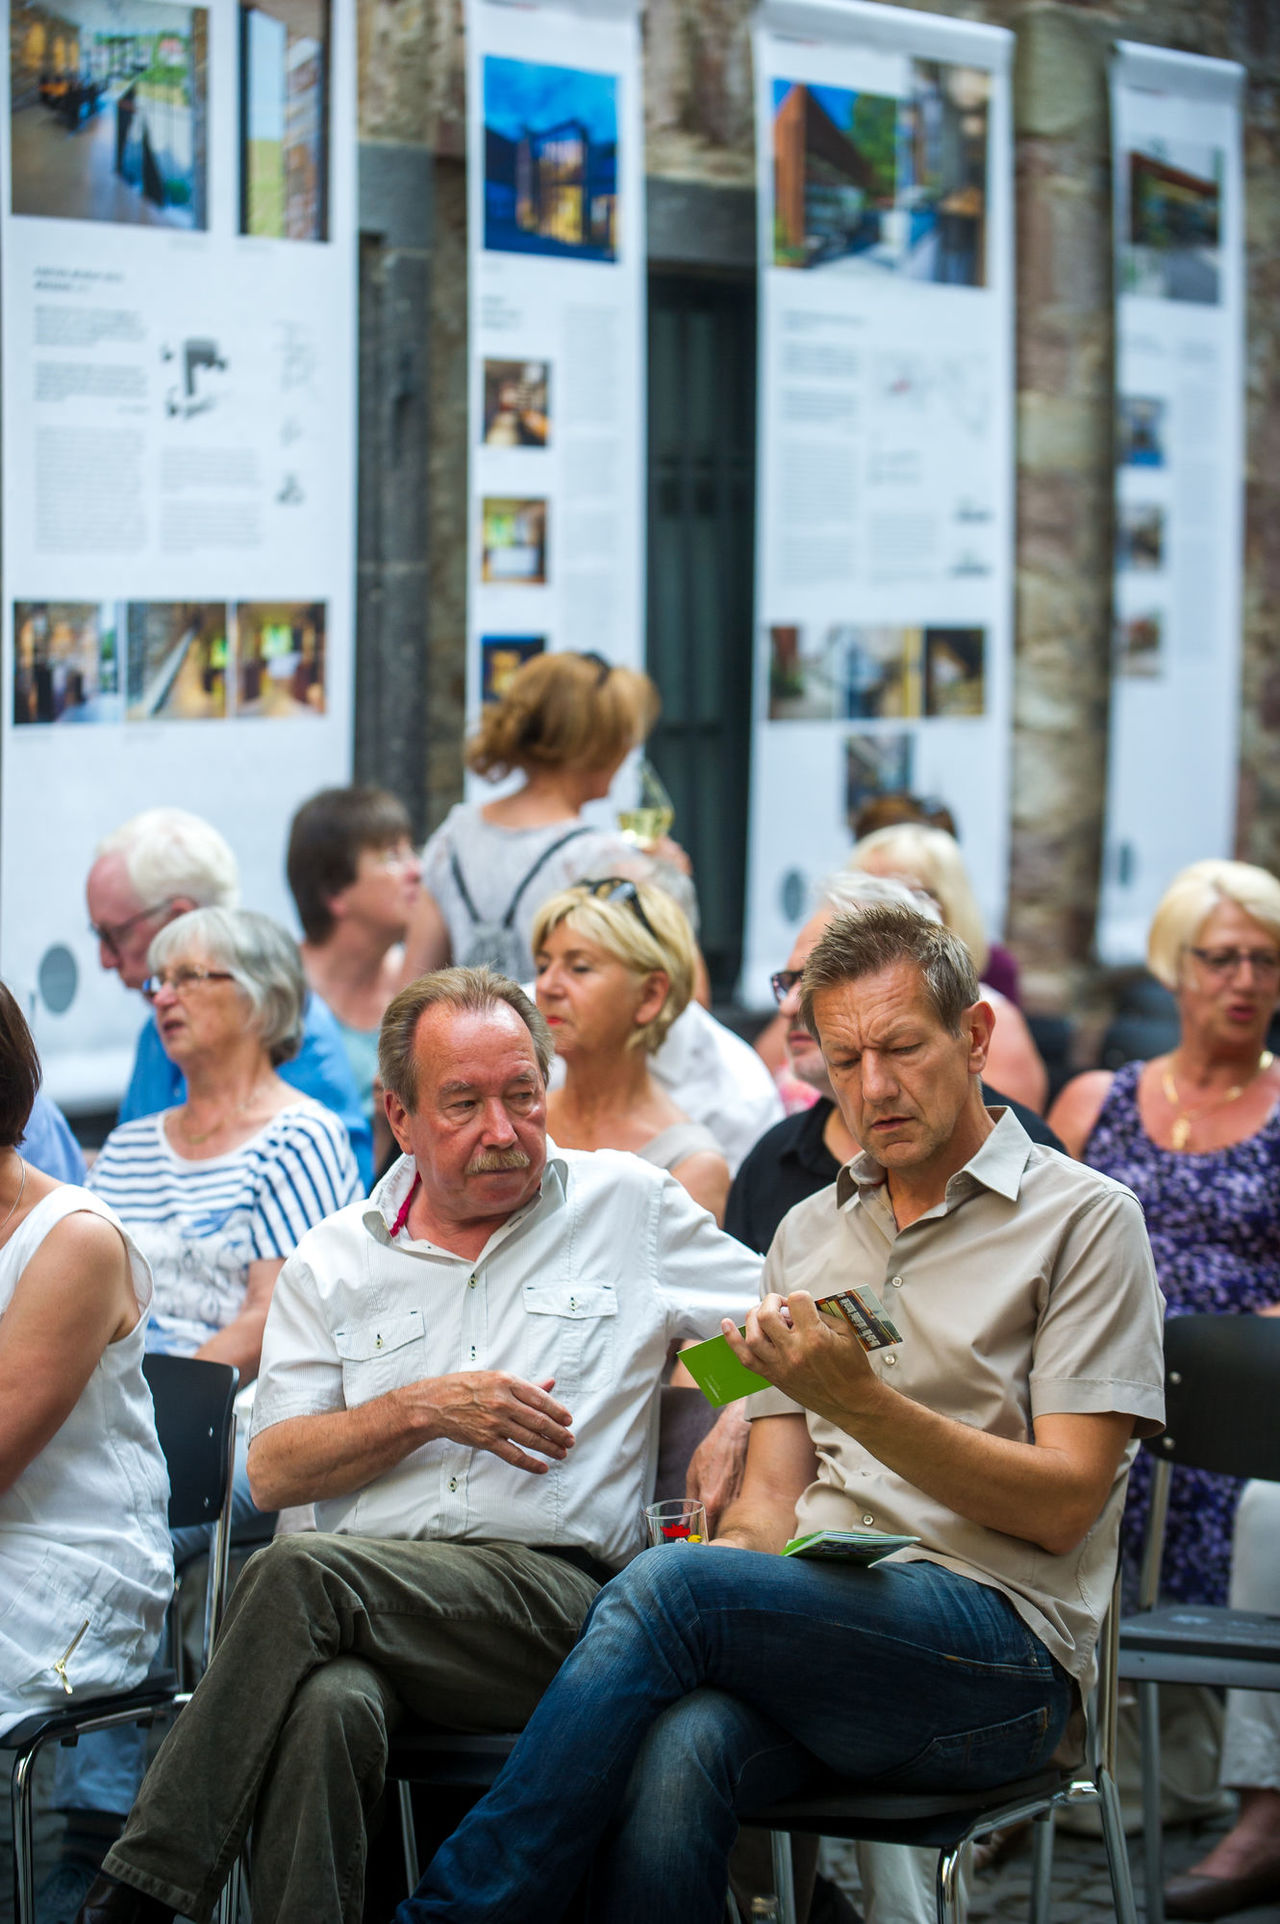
top-left (532, 878), bottom-right (730, 1224)
top-left (849, 822), bottom-right (1048, 1112)
top-left (407, 653), bottom-right (662, 983)
top-left (1049, 859), bottom-right (1280, 1918)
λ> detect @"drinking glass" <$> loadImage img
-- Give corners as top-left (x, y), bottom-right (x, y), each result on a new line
top-left (618, 758), bottom-right (675, 851)
top-left (644, 1498), bottom-right (708, 1547)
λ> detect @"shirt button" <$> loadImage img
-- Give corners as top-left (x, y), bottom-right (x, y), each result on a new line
top-left (469, 1345), bottom-right (477, 1361)
top-left (469, 1275), bottom-right (477, 1289)
top-left (862, 1514), bottom-right (874, 1526)
top-left (883, 1352), bottom-right (897, 1367)
top-left (891, 1276), bottom-right (903, 1288)
top-left (448, 1477), bottom-right (458, 1493)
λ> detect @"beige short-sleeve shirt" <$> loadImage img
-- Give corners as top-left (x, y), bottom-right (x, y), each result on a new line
top-left (746, 1108), bottom-right (1166, 1693)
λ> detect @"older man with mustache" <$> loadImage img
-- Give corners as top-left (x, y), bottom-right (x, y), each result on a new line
top-left (79, 966), bottom-right (760, 1924)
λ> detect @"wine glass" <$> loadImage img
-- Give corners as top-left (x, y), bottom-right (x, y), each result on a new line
top-left (617, 758), bottom-right (675, 852)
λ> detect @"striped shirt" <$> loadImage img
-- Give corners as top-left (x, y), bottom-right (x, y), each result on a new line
top-left (89, 1102), bottom-right (362, 1354)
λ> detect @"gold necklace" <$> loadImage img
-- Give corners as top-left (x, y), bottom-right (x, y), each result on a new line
top-left (0, 1154), bottom-right (26, 1235)
top-left (1161, 1051), bottom-right (1274, 1151)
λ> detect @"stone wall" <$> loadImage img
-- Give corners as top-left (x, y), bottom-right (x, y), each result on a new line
top-left (355, 0), bottom-right (1280, 1002)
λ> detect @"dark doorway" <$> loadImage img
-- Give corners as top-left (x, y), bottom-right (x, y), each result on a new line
top-left (646, 270), bottom-right (757, 998)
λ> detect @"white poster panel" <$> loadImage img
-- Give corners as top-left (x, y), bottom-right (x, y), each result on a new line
top-left (742, 0), bottom-right (1014, 1004)
top-left (1098, 45), bottom-right (1245, 963)
top-left (465, 0), bottom-right (645, 761)
top-left (0, 0), bottom-right (357, 1107)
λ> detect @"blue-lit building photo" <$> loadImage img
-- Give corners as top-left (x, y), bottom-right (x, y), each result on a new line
top-left (484, 54), bottom-right (618, 262)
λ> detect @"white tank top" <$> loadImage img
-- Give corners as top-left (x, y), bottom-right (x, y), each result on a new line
top-left (0, 1186), bottom-right (173, 1734)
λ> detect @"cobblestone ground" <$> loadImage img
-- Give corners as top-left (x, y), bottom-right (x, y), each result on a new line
top-left (821, 1810), bottom-right (1280, 1924)
top-left (7, 1788), bottom-right (1280, 1924)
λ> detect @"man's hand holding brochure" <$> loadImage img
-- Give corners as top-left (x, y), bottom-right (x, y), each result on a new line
top-left (682, 1284), bottom-right (917, 1563)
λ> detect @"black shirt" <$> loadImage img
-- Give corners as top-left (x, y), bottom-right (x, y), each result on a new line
top-left (724, 1089), bottom-right (1066, 1257)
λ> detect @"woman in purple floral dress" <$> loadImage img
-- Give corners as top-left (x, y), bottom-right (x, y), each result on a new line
top-left (1051, 858), bottom-right (1280, 1606)
top-left (1051, 858), bottom-right (1280, 1919)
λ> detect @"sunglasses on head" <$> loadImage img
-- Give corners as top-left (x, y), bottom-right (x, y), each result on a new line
top-left (575, 876), bottom-right (658, 942)
top-left (578, 651), bottom-right (613, 687)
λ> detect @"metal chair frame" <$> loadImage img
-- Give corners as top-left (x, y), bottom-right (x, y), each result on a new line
top-left (737, 1569), bottom-right (1135, 1924)
top-left (3, 1355), bottom-right (239, 1924)
top-left (1117, 1314), bottom-right (1280, 1924)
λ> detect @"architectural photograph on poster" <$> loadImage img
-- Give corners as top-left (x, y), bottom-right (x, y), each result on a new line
top-left (125, 601), bottom-right (228, 720)
top-left (480, 634), bottom-right (544, 701)
top-left (923, 624), bottom-right (985, 715)
top-left (1122, 139), bottom-right (1222, 304)
top-left (483, 54), bottom-right (618, 262)
top-left (9, 0), bottom-right (207, 228)
top-left (240, 0), bottom-right (330, 240)
top-left (1118, 394), bottom-right (1168, 467)
top-left (481, 495), bottom-right (548, 584)
top-left (235, 600), bottom-right (326, 715)
top-left (482, 359), bottom-right (551, 447)
top-left (1115, 610), bottom-right (1164, 678)
top-left (771, 61), bottom-right (989, 284)
top-left (12, 599), bottom-right (122, 723)
top-left (845, 730), bottom-right (913, 822)
top-left (1117, 501), bottom-right (1166, 572)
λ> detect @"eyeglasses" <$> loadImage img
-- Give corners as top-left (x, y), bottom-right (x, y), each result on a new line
top-left (770, 969), bottom-right (804, 1006)
top-left (141, 967), bottom-right (236, 1003)
top-left (577, 877), bottom-right (658, 941)
top-left (90, 898), bottom-right (177, 958)
top-left (1187, 946), bottom-right (1280, 979)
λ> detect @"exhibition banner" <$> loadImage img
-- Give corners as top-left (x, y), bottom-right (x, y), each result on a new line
top-left (742, 0), bottom-right (1014, 1004)
top-left (464, 0), bottom-right (645, 727)
top-left (1098, 44), bottom-right (1245, 963)
top-left (0, 0), bottom-right (357, 1106)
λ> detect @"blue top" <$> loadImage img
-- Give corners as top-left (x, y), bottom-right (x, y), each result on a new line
top-left (119, 991), bottom-right (372, 1190)
top-left (19, 1090), bottom-right (88, 1185)
top-left (1085, 1060), bottom-right (1280, 1605)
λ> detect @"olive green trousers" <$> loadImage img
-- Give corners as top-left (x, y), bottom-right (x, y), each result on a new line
top-left (102, 1533), bottom-right (600, 1924)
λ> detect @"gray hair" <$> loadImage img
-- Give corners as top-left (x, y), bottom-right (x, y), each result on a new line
top-left (799, 903), bottom-right (979, 1040)
top-left (148, 908), bottom-right (304, 1065)
top-left (98, 808), bottom-right (239, 911)
top-left (379, 966), bottom-right (553, 1111)
top-left (819, 870), bottom-right (942, 924)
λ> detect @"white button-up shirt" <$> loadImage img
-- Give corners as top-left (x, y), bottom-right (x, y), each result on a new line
top-left (251, 1145), bottom-right (762, 1568)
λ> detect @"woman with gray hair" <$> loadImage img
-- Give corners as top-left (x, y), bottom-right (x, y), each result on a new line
top-left (88, 908), bottom-right (361, 1370)
top-left (41, 909), bottom-right (362, 1913)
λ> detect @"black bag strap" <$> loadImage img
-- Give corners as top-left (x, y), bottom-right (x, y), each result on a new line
top-left (450, 825), bottom-right (593, 932)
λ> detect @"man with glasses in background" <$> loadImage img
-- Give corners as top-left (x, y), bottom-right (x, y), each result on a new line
top-left (86, 807), bottom-right (371, 1185)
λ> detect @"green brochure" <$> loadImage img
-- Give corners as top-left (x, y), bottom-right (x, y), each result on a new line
top-left (680, 1328), bottom-right (770, 1406)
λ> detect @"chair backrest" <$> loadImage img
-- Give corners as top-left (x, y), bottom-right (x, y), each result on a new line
top-left (1147, 1314), bottom-right (1280, 1482)
top-left (142, 1353), bottom-right (240, 1532)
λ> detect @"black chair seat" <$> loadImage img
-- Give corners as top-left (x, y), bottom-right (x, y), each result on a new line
top-left (1, 1674), bottom-right (178, 1752)
top-left (739, 1767), bottom-right (1072, 1850)
top-left (1119, 1605), bottom-right (1280, 1662)
top-left (1118, 1605), bottom-right (1280, 1690)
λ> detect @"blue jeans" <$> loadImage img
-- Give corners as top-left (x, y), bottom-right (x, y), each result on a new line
top-left (398, 1547), bottom-right (1074, 1924)
top-left (52, 1451), bottom-right (260, 1819)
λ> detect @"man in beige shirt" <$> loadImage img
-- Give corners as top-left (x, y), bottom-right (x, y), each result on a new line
top-left (399, 904), bottom-right (1167, 1924)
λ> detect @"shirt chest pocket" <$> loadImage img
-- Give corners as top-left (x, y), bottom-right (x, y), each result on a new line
top-left (520, 1283), bottom-right (618, 1391)
top-left (334, 1309), bottom-right (427, 1407)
